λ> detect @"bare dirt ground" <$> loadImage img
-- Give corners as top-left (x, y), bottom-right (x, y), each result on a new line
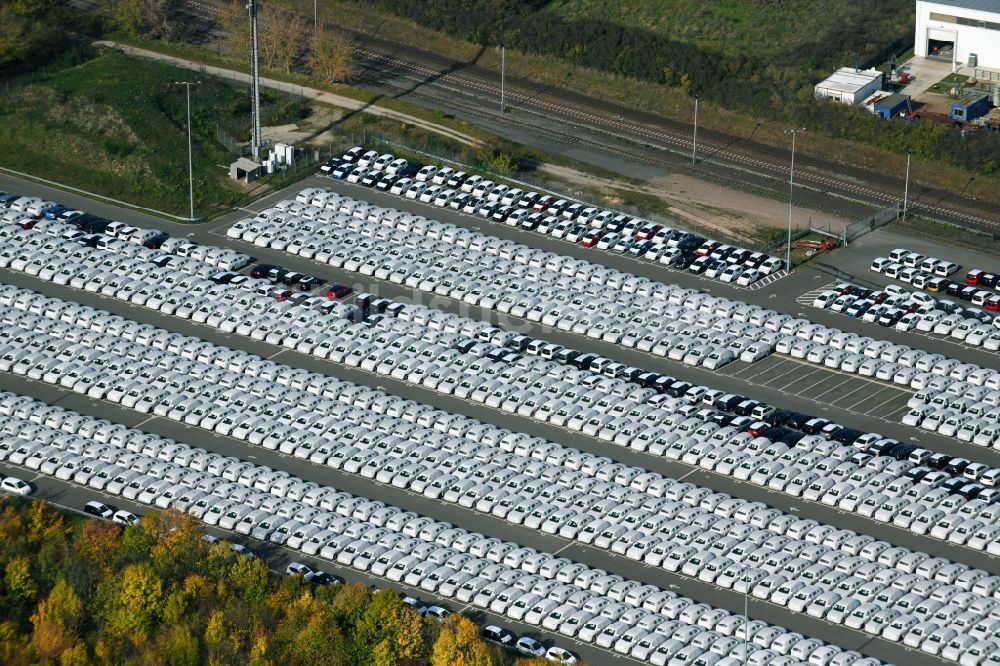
top-left (540, 164), bottom-right (847, 243)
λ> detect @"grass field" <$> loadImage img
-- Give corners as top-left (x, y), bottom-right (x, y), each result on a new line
top-left (0, 48), bottom-right (307, 218)
top-left (543, 0), bottom-right (913, 67)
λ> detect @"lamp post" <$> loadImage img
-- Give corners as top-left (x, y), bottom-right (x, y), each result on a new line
top-left (174, 81), bottom-right (200, 221)
top-left (784, 127), bottom-right (806, 270)
top-left (692, 95), bottom-right (699, 164)
top-left (743, 565), bottom-right (750, 663)
top-left (500, 43), bottom-right (506, 113)
top-left (902, 148), bottom-right (912, 224)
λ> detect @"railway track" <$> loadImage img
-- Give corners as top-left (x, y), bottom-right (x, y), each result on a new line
top-left (180, 0), bottom-right (999, 235)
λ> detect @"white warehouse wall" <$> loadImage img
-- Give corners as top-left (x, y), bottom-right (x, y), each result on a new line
top-left (915, 0), bottom-right (1000, 68)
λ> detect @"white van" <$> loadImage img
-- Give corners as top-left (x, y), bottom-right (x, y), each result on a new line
top-left (870, 257), bottom-right (892, 273)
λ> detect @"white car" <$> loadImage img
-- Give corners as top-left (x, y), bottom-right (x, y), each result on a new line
top-left (1, 476), bottom-right (33, 496)
top-left (546, 646), bottom-right (578, 663)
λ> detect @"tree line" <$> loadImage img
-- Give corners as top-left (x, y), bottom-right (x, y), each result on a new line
top-left (0, 498), bottom-right (558, 666)
top-left (373, 0), bottom-right (1000, 178)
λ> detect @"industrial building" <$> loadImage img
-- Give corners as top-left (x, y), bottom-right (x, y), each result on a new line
top-left (814, 68), bottom-right (884, 104)
top-left (915, 0), bottom-right (1000, 69)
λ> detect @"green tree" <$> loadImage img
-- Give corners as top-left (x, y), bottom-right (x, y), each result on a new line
top-left (30, 579), bottom-right (84, 660)
top-left (4, 557), bottom-right (37, 606)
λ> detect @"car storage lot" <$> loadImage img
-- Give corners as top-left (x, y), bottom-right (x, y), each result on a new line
top-left (2, 170), bottom-right (1000, 666)
top-left (0, 375), bottom-right (967, 666)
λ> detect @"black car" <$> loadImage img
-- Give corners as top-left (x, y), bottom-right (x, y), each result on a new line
top-left (0, 193), bottom-right (18, 208)
top-left (946, 282), bottom-right (964, 297)
top-left (330, 163), bottom-right (352, 180)
top-left (784, 412), bottom-right (813, 430)
top-left (765, 409), bottom-right (794, 426)
top-left (667, 381), bottom-right (693, 398)
top-left (927, 453), bottom-right (953, 469)
top-left (889, 444), bottom-right (917, 460)
top-left (709, 413), bottom-right (735, 427)
top-left (831, 428), bottom-right (863, 445)
top-left (319, 158), bottom-right (342, 174)
top-left (555, 348), bottom-right (581, 364)
top-left (945, 458), bottom-right (971, 475)
top-left (734, 400), bottom-right (761, 417)
top-left (980, 273), bottom-right (999, 288)
top-left (507, 334), bottom-right (533, 351)
top-left (491, 205), bottom-right (516, 222)
top-left (903, 467), bottom-right (932, 482)
top-left (652, 376), bottom-right (675, 394)
top-left (571, 353), bottom-right (599, 370)
top-left (375, 174), bottom-right (399, 191)
top-left (143, 232), bottom-right (169, 249)
top-left (763, 426), bottom-right (791, 441)
top-left (958, 483), bottom-right (983, 499)
top-left (714, 394), bottom-right (744, 412)
top-left (266, 266), bottom-right (289, 282)
top-left (634, 371), bottom-right (660, 388)
top-left (801, 418), bottom-right (831, 435)
top-left (308, 571), bottom-right (343, 586)
top-left (250, 263), bottom-right (276, 279)
top-left (671, 254), bottom-right (693, 270)
top-left (941, 477), bottom-right (966, 495)
top-left (780, 431), bottom-right (806, 446)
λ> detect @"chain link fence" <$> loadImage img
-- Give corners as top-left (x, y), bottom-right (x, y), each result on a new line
top-left (844, 202), bottom-right (901, 244)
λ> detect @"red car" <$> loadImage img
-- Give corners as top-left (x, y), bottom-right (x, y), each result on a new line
top-left (965, 270), bottom-right (983, 285)
top-left (326, 284), bottom-right (353, 299)
top-left (635, 224), bottom-right (662, 241)
top-left (747, 421), bottom-right (771, 438)
top-left (986, 296), bottom-right (1000, 312)
top-left (695, 240), bottom-right (720, 257)
top-left (580, 230), bottom-right (605, 247)
top-left (532, 195), bottom-right (556, 212)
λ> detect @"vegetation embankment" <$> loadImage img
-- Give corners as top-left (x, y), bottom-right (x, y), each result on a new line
top-left (0, 498), bottom-right (555, 666)
top-left (264, 0), bottom-right (1000, 204)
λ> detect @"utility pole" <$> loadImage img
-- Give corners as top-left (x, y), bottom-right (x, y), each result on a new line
top-left (174, 81), bottom-right (200, 221)
top-left (744, 570), bottom-right (750, 665)
top-left (784, 127), bottom-right (806, 270)
top-left (692, 95), bottom-right (699, 164)
top-left (247, 0), bottom-right (262, 160)
top-left (313, 0), bottom-right (318, 38)
top-left (902, 148), bottom-right (912, 224)
top-left (500, 44), bottom-right (506, 113)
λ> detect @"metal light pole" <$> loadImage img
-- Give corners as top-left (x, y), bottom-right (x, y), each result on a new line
top-left (175, 81), bottom-right (200, 221)
top-left (784, 127), bottom-right (806, 270)
top-left (500, 44), bottom-right (506, 113)
top-left (743, 566), bottom-right (750, 663)
top-left (692, 95), bottom-right (699, 164)
top-left (902, 149), bottom-right (912, 224)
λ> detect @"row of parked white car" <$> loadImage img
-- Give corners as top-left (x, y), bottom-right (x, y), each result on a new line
top-left (229, 196), bottom-right (781, 370)
top-left (815, 283), bottom-right (1000, 352)
top-left (0, 219), bottom-right (996, 557)
top-left (327, 152), bottom-right (786, 286)
top-left (236, 189), bottom-right (1000, 446)
top-left (1, 277), bottom-right (999, 663)
top-left (0, 373), bottom-right (882, 666)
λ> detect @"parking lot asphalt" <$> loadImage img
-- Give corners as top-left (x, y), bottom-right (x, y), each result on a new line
top-left (1, 266), bottom-right (994, 578)
top-left (0, 460), bottom-right (630, 666)
top-left (4, 169), bottom-right (998, 373)
top-left (191, 225), bottom-right (1000, 471)
top-left (293, 177), bottom-right (1000, 372)
top-left (0, 376), bottom-right (956, 666)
